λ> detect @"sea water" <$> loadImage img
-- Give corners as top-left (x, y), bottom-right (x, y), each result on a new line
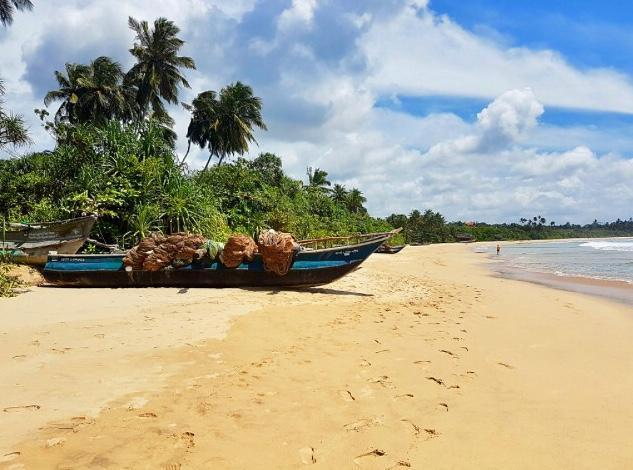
top-left (492, 238), bottom-right (633, 284)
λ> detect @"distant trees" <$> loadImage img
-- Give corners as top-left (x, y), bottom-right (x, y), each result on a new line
top-left (306, 167), bottom-right (331, 191)
top-left (43, 16), bottom-right (197, 147)
top-left (0, 0), bottom-right (32, 26)
top-left (345, 188), bottom-right (367, 214)
top-left (0, 78), bottom-right (30, 153)
top-left (126, 17), bottom-right (195, 129)
top-left (44, 57), bottom-right (131, 125)
top-left (184, 82), bottom-right (266, 169)
top-left (331, 184), bottom-right (347, 204)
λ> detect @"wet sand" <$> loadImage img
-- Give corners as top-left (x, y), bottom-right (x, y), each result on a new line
top-left (2, 244), bottom-right (633, 469)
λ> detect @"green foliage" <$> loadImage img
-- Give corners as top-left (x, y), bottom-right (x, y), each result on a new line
top-left (0, 264), bottom-right (22, 297)
top-left (0, 0), bottom-right (33, 27)
top-left (386, 211), bottom-right (633, 243)
top-left (0, 119), bottom-right (384, 248)
top-left (44, 57), bottom-right (132, 125)
top-left (0, 78), bottom-right (30, 152)
top-left (185, 82), bottom-right (267, 169)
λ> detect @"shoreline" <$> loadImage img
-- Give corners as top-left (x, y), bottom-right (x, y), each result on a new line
top-left (475, 238), bottom-right (633, 306)
top-left (3, 245), bottom-right (633, 468)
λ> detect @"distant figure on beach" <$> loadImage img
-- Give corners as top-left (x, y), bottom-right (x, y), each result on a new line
top-left (496, 244), bottom-right (501, 255)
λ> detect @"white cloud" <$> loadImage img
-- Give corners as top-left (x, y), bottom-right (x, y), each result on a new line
top-left (3, 0), bottom-right (633, 224)
top-left (361, 5), bottom-right (633, 113)
top-left (278, 0), bottom-right (319, 32)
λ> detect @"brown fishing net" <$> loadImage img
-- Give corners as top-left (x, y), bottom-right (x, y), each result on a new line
top-left (123, 233), bottom-right (207, 272)
top-left (257, 229), bottom-right (297, 276)
top-left (219, 235), bottom-right (258, 268)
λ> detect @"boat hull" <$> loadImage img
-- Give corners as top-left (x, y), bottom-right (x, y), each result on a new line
top-left (2, 216), bottom-right (97, 265)
top-left (43, 235), bottom-right (388, 288)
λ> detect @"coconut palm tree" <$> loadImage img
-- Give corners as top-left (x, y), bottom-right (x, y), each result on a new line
top-left (184, 82), bottom-right (267, 169)
top-left (0, 78), bottom-right (30, 151)
top-left (345, 188), bottom-right (367, 213)
top-left (306, 167), bottom-right (331, 191)
top-left (330, 183), bottom-right (347, 204)
top-left (125, 17), bottom-right (195, 124)
top-left (44, 57), bottom-right (130, 125)
top-left (0, 0), bottom-right (32, 26)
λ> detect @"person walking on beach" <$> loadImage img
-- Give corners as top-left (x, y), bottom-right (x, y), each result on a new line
top-left (496, 244), bottom-right (501, 255)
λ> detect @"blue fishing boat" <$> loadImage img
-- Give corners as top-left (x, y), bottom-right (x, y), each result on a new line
top-left (43, 230), bottom-right (399, 288)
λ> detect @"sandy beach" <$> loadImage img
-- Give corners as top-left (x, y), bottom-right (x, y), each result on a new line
top-left (2, 244), bottom-right (633, 469)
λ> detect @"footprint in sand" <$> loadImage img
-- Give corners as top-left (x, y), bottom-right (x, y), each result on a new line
top-left (439, 349), bottom-right (458, 358)
top-left (438, 402), bottom-right (448, 411)
top-left (338, 390), bottom-right (356, 402)
top-left (353, 449), bottom-right (386, 466)
top-left (426, 377), bottom-right (444, 386)
top-left (386, 461), bottom-right (412, 469)
top-left (138, 412), bottom-right (158, 418)
top-left (3, 404), bottom-right (40, 413)
top-left (299, 447), bottom-right (317, 464)
top-left (344, 417), bottom-right (382, 432)
top-left (0, 452), bottom-right (20, 463)
top-left (368, 376), bottom-right (393, 388)
top-left (497, 362), bottom-right (514, 369)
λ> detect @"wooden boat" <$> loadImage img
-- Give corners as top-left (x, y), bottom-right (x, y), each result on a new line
top-left (42, 230), bottom-right (400, 288)
top-left (376, 244), bottom-right (406, 254)
top-left (1, 215), bottom-right (97, 265)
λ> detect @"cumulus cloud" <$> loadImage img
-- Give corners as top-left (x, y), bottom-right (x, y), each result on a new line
top-left (361, 4), bottom-right (633, 113)
top-left (428, 88), bottom-right (544, 156)
top-left (2, 0), bottom-right (633, 223)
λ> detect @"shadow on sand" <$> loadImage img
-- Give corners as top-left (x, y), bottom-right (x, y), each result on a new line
top-left (242, 286), bottom-right (373, 297)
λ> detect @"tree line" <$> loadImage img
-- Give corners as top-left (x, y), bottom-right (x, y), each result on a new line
top-left (388, 210), bottom-right (633, 244)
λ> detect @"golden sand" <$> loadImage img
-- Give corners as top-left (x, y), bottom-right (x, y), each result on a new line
top-left (1, 244), bottom-right (633, 469)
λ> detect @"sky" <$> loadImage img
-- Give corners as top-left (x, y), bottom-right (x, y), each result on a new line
top-left (2, 0), bottom-right (633, 224)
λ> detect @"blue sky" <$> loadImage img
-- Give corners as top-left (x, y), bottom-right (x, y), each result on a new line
top-left (2, 0), bottom-right (633, 223)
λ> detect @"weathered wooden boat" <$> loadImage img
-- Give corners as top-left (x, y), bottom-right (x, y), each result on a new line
top-left (1, 215), bottom-right (97, 265)
top-left (376, 244), bottom-right (406, 254)
top-left (43, 230), bottom-right (401, 288)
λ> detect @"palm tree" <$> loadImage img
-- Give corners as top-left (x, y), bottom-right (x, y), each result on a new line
top-left (331, 183), bottom-right (347, 204)
top-left (126, 17), bottom-right (195, 124)
top-left (0, 78), bottom-right (30, 151)
top-left (0, 0), bottom-right (32, 26)
top-left (184, 82), bottom-right (267, 169)
top-left (306, 167), bottom-right (331, 191)
top-left (345, 188), bottom-right (367, 213)
top-left (44, 57), bottom-right (130, 125)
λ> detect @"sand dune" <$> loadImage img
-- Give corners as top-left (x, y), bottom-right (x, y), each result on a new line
top-left (1, 245), bottom-right (633, 469)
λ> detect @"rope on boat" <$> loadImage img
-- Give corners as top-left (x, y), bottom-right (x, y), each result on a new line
top-left (219, 235), bottom-right (258, 268)
top-left (257, 229), bottom-right (298, 276)
top-left (123, 233), bottom-right (206, 272)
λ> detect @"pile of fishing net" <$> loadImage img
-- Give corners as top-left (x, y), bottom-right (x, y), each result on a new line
top-left (123, 233), bottom-right (206, 272)
top-left (122, 230), bottom-right (300, 275)
top-left (257, 229), bottom-right (299, 276)
top-left (219, 235), bottom-right (258, 268)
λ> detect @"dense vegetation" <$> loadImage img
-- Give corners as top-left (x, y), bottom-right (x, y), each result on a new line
top-left (0, 12), bottom-right (389, 251)
top-left (388, 210), bottom-right (633, 244)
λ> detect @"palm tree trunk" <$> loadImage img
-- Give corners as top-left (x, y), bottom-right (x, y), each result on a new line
top-left (203, 153), bottom-right (213, 171)
top-left (180, 140), bottom-right (191, 166)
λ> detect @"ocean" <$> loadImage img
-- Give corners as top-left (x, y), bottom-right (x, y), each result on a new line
top-left (480, 238), bottom-right (633, 304)
top-left (493, 238), bottom-right (633, 284)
